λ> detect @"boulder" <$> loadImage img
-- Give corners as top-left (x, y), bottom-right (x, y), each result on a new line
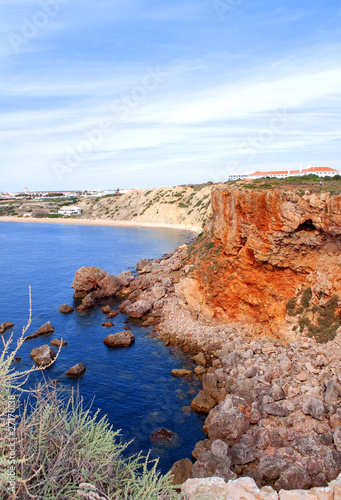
top-left (0, 321), bottom-right (14, 334)
top-left (169, 458), bottom-right (193, 486)
top-left (125, 300), bottom-right (152, 318)
top-left (191, 451), bottom-right (236, 482)
top-left (97, 275), bottom-right (121, 297)
top-left (258, 455), bottom-right (288, 479)
top-left (65, 362), bottom-right (86, 378)
top-left (192, 440), bottom-right (212, 460)
top-left (171, 369), bottom-right (193, 378)
top-left (275, 466), bottom-right (311, 491)
top-left (230, 443), bottom-right (256, 465)
top-left (211, 439), bottom-right (229, 459)
top-left (324, 449), bottom-right (341, 481)
top-left (101, 305), bottom-right (112, 314)
top-left (30, 345), bottom-right (56, 366)
top-left (190, 390), bottom-right (216, 414)
top-left (117, 271), bottom-right (135, 287)
top-left (50, 339), bottom-right (68, 347)
top-left (151, 284), bottom-right (166, 300)
top-left (26, 322), bottom-right (54, 340)
top-left (302, 397), bottom-right (326, 420)
top-left (117, 300), bottom-right (132, 312)
top-left (263, 403), bottom-right (289, 417)
top-left (59, 304), bottom-right (74, 314)
top-left (193, 352), bottom-right (206, 367)
top-left (72, 266), bottom-right (109, 297)
top-left (103, 331), bottom-right (135, 348)
top-left (203, 395), bottom-right (250, 446)
top-left (325, 378), bottom-right (339, 406)
top-left (333, 427), bottom-right (341, 452)
top-left (136, 258), bottom-right (152, 274)
top-left (102, 322), bottom-right (114, 328)
top-left (81, 291), bottom-right (99, 308)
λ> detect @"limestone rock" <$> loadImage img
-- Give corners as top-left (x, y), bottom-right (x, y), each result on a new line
top-left (191, 450), bottom-right (236, 482)
top-left (302, 397), bottom-right (326, 420)
top-left (30, 345), bottom-right (56, 366)
top-left (117, 271), bottom-right (134, 287)
top-left (258, 455), bottom-right (288, 480)
top-left (65, 362), bottom-right (86, 378)
top-left (275, 466), bottom-right (311, 491)
top-left (203, 395), bottom-right (250, 446)
top-left (59, 304), bottom-right (74, 314)
top-left (26, 322), bottom-right (54, 340)
top-left (136, 258), bottom-right (152, 274)
top-left (125, 300), bottom-right (152, 318)
top-left (97, 274), bottom-right (121, 297)
top-left (230, 443), bottom-right (256, 465)
top-left (325, 378), bottom-right (339, 406)
top-left (103, 331), bottom-right (135, 348)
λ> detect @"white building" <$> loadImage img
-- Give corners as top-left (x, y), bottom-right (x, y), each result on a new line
top-left (58, 207), bottom-right (82, 216)
top-left (247, 166), bottom-right (339, 180)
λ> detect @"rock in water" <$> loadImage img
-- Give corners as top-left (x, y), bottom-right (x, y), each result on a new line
top-left (190, 390), bottom-right (216, 414)
top-left (101, 305), bottom-right (112, 314)
top-left (25, 322), bottom-right (54, 340)
top-left (171, 369), bottom-right (193, 377)
top-left (0, 322), bottom-right (14, 334)
top-left (103, 331), bottom-right (135, 348)
top-left (30, 345), bottom-right (56, 366)
top-left (150, 428), bottom-right (177, 444)
top-left (50, 339), bottom-right (68, 347)
top-left (59, 304), bottom-right (74, 314)
top-left (65, 362), bottom-right (86, 378)
top-left (72, 266), bottom-right (109, 297)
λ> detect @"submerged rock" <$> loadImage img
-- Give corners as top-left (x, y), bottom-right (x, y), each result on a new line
top-left (26, 321), bottom-right (54, 340)
top-left (0, 321), bottom-right (14, 334)
top-left (171, 369), bottom-right (193, 378)
top-left (30, 345), bottom-right (56, 366)
top-left (150, 428), bottom-right (177, 444)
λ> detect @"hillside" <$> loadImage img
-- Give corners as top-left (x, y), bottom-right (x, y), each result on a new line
top-left (77, 184), bottom-right (213, 230)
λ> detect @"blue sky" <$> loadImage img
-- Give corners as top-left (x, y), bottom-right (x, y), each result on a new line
top-left (1, 0), bottom-right (340, 190)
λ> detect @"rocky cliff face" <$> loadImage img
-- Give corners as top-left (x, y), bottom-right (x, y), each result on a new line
top-left (187, 186), bottom-right (341, 339)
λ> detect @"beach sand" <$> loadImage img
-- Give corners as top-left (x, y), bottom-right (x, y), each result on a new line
top-left (0, 216), bottom-right (201, 234)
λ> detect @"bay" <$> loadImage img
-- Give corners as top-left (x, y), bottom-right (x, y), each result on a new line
top-left (0, 221), bottom-right (205, 472)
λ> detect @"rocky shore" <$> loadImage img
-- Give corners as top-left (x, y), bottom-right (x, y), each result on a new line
top-left (71, 241), bottom-right (341, 498)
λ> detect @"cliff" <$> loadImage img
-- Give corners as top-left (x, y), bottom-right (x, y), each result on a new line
top-left (77, 184), bottom-right (213, 231)
top-left (185, 185), bottom-right (341, 339)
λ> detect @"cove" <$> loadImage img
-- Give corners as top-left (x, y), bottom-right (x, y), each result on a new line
top-left (0, 221), bottom-right (206, 472)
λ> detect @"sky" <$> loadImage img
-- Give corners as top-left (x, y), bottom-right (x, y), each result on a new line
top-left (1, 0), bottom-right (340, 191)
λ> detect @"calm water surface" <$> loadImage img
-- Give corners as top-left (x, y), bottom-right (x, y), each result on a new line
top-left (0, 221), bottom-right (205, 472)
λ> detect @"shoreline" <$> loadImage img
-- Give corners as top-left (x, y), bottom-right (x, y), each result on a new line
top-left (0, 216), bottom-right (202, 234)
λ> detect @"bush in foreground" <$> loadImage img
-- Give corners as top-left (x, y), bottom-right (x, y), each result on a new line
top-left (0, 306), bottom-right (179, 499)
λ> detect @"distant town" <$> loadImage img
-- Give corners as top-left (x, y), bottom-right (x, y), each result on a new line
top-left (0, 188), bottom-right (135, 201)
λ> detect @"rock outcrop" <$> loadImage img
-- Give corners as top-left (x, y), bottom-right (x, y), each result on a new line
top-left (72, 267), bottom-right (121, 308)
top-left (185, 186), bottom-right (341, 338)
top-left (59, 304), bottom-right (74, 314)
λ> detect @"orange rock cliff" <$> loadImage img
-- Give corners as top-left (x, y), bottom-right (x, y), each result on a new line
top-left (182, 185), bottom-right (341, 339)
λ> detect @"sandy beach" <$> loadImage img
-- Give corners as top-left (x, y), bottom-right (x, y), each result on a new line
top-left (0, 216), bottom-right (202, 234)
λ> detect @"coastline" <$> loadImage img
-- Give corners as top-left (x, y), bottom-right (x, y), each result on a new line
top-left (0, 216), bottom-right (202, 234)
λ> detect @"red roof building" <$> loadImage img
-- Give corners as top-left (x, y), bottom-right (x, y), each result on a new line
top-left (248, 166), bottom-right (339, 179)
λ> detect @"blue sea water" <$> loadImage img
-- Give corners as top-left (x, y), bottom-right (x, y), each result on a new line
top-left (0, 221), bottom-right (205, 472)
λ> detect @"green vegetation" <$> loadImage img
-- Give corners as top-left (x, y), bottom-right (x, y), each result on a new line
top-left (0, 314), bottom-right (179, 499)
top-left (286, 289), bottom-right (341, 343)
top-left (235, 174), bottom-right (341, 195)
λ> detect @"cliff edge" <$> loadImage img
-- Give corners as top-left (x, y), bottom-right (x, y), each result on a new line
top-left (185, 185), bottom-right (341, 340)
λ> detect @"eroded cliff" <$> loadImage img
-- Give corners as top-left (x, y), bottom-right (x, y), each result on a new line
top-left (186, 185), bottom-right (341, 339)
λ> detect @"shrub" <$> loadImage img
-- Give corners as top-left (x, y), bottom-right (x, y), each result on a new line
top-left (301, 287), bottom-right (312, 308)
top-left (0, 302), bottom-right (179, 499)
top-left (286, 297), bottom-right (296, 316)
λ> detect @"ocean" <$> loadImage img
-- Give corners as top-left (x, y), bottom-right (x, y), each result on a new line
top-left (0, 221), bottom-right (206, 473)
